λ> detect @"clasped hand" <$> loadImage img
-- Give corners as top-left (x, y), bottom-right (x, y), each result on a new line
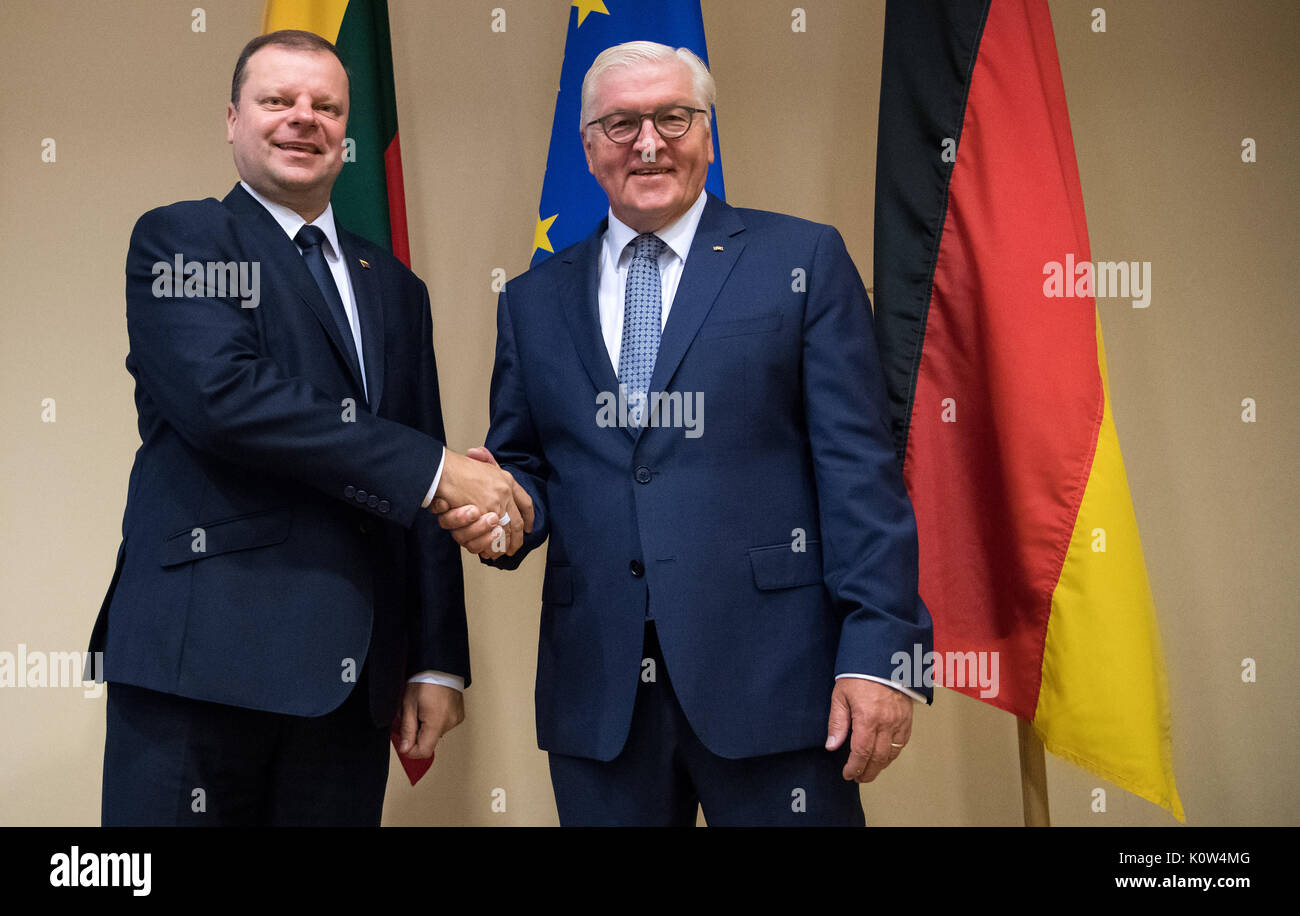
top-left (430, 446), bottom-right (533, 558)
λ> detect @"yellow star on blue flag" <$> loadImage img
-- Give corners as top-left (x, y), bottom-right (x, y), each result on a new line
top-left (533, 213), bottom-right (558, 256)
top-left (572, 0), bottom-right (610, 27)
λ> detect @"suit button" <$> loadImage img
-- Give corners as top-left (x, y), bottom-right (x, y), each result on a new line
top-left (356, 489), bottom-right (368, 502)
top-left (634, 466), bottom-right (652, 484)
top-left (367, 494), bottom-right (379, 508)
top-left (629, 560), bottom-right (644, 578)
top-left (344, 485), bottom-right (356, 499)
top-left (378, 500), bottom-right (390, 513)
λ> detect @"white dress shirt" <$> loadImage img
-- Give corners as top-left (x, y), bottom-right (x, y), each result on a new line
top-left (596, 190), bottom-right (924, 704)
top-left (598, 188), bottom-right (708, 371)
top-left (240, 182), bottom-right (460, 693)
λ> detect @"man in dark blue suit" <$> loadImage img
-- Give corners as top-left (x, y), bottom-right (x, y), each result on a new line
top-left (436, 42), bottom-right (933, 825)
top-left (92, 30), bottom-right (530, 826)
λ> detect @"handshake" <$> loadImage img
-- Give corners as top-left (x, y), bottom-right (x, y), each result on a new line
top-left (430, 446), bottom-right (533, 559)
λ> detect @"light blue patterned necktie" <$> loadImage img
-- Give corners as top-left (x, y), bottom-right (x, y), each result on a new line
top-left (618, 233), bottom-right (667, 425)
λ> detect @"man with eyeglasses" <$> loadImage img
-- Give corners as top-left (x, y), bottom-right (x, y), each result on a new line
top-left (436, 40), bottom-right (933, 825)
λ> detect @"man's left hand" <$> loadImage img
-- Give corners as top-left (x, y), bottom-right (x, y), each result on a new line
top-left (396, 683), bottom-right (465, 759)
top-left (825, 678), bottom-right (913, 783)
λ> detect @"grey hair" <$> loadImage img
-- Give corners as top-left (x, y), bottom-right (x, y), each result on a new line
top-left (579, 41), bottom-right (716, 130)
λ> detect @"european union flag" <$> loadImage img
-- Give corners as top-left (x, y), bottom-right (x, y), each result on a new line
top-left (530, 0), bottom-right (725, 266)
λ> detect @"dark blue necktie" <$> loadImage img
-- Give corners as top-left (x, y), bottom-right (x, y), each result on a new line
top-left (618, 233), bottom-right (667, 425)
top-left (295, 224), bottom-right (363, 389)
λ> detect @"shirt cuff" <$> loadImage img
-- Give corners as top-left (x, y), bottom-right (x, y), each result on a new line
top-left (407, 669), bottom-right (465, 692)
top-left (420, 447), bottom-right (447, 509)
top-left (835, 672), bottom-right (927, 704)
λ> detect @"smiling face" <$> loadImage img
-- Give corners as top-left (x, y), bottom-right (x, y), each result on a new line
top-left (582, 58), bottom-right (713, 234)
top-left (226, 45), bottom-right (348, 221)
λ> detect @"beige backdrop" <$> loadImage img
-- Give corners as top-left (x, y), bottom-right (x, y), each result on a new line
top-left (1, 0), bottom-right (1295, 826)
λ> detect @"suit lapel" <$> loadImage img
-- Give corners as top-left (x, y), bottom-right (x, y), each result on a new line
top-left (560, 198), bottom-right (748, 443)
top-left (339, 230), bottom-right (385, 413)
top-left (559, 225), bottom-right (622, 406)
top-left (647, 193), bottom-right (747, 397)
top-left (222, 185), bottom-right (368, 400)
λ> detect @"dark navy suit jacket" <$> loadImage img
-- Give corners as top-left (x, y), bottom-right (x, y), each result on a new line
top-left (90, 184), bottom-right (467, 727)
top-left (485, 193), bottom-right (933, 761)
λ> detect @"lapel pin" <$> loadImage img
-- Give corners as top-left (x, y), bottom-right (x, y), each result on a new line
top-left (712, 245), bottom-right (724, 251)
top-left (359, 259), bottom-right (371, 269)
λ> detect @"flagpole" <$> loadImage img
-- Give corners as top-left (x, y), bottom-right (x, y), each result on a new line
top-left (1017, 719), bottom-right (1051, 826)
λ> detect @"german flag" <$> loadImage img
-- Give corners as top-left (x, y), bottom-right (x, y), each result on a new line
top-left (873, 0), bottom-right (1183, 820)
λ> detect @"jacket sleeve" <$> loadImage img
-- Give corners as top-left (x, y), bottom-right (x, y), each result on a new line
top-left (405, 278), bottom-right (470, 682)
top-left (481, 283), bottom-right (551, 570)
top-left (125, 202), bottom-right (444, 528)
top-left (801, 224), bottom-right (934, 701)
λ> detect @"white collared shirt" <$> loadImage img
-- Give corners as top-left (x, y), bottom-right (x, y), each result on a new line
top-left (239, 181), bottom-right (366, 401)
top-left (597, 189), bottom-right (708, 374)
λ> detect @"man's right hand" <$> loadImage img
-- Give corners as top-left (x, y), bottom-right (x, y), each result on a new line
top-left (431, 447), bottom-right (533, 556)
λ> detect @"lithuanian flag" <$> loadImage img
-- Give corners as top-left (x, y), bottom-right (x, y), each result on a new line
top-left (263, 0), bottom-right (411, 265)
top-left (873, 0), bottom-right (1183, 820)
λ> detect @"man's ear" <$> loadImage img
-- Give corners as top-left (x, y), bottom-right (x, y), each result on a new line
top-left (581, 128), bottom-right (595, 175)
top-left (226, 101), bottom-right (237, 143)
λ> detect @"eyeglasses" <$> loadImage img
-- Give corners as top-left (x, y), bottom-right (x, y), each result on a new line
top-left (586, 106), bottom-right (708, 144)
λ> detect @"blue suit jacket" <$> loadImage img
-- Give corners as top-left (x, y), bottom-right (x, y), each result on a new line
top-left (90, 184), bottom-right (467, 726)
top-left (486, 193), bottom-right (933, 760)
